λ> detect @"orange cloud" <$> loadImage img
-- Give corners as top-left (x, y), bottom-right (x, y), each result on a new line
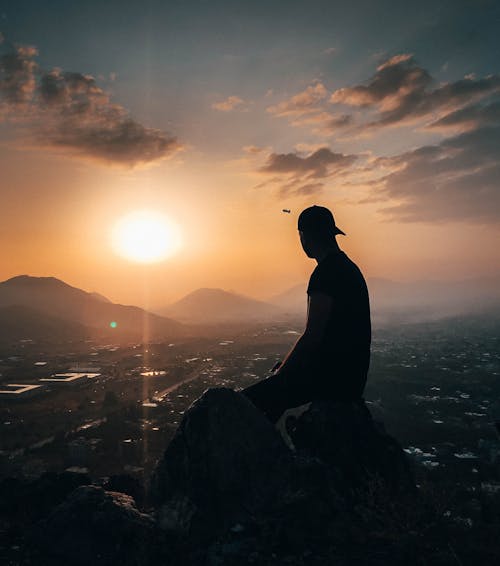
top-left (212, 95), bottom-right (245, 111)
top-left (267, 83), bottom-right (327, 117)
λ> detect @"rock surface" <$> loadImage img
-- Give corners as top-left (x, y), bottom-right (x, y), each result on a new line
top-left (25, 387), bottom-right (417, 565)
top-left (288, 400), bottom-right (415, 493)
top-left (152, 387), bottom-right (294, 535)
top-left (32, 485), bottom-right (155, 566)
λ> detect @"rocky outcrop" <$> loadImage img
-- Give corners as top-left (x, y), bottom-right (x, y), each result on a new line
top-left (26, 387), bottom-right (415, 565)
top-left (152, 387), bottom-right (294, 536)
top-left (151, 388), bottom-right (414, 540)
top-left (32, 485), bottom-right (155, 566)
top-left (287, 400), bottom-right (415, 493)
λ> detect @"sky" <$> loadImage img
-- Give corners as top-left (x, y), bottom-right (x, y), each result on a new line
top-left (1, 0), bottom-right (499, 307)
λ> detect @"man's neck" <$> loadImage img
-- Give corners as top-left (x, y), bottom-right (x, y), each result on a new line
top-left (315, 240), bottom-right (341, 263)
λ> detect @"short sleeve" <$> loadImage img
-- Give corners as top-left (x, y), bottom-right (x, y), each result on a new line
top-left (307, 263), bottom-right (334, 296)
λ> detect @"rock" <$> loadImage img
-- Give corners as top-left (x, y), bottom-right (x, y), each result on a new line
top-left (103, 473), bottom-right (145, 508)
top-left (32, 485), bottom-right (155, 566)
top-left (288, 400), bottom-right (415, 493)
top-left (0, 470), bottom-right (91, 529)
top-left (152, 387), bottom-right (293, 535)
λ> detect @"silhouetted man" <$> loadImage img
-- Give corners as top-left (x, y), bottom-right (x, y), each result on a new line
top-left (241, 205), bottom-right (371, 424)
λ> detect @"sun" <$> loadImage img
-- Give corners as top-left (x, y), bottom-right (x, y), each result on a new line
top-left (111, 210), bottom-right (182, 263)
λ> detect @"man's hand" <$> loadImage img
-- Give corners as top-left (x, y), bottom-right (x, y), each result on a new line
top-left (270, 360), bottom-right (282, 374)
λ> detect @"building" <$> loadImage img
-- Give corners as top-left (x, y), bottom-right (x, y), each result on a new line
top-left (0, 383), bottom-right (45, 399)
top-left (68, 365), bottom-right (102, 372)
top-left (39, 372), bottom-right (100, 385)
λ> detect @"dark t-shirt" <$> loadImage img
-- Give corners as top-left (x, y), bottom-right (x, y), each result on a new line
top-left (306, 250), bottom-right (371, 400)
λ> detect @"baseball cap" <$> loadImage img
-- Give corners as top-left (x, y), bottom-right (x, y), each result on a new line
top-left (297, 205), bottom-right (346, 236)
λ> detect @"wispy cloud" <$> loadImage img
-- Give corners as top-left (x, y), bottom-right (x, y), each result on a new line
top-left (212, 95), bottom-right (246, 112)
top-left (0, 41), bottom-right (181, 166)
top-left (267, 83), bottom-right (327, 118)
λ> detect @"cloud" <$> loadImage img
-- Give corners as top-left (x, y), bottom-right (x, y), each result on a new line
top-left (258, 146), bottom-right (357, 196)
top-left (370, 125), bottom-right (500, 223)
top-left (0, 44), bottom-right (38, 106)
top-left (267, 83), bottom-right (327, 117)
top-left (258, 55), bottom-right (500, 222)
top-left (0, 42), bottom-right (180, 166)
top-left (212, 95), bottom-right (245, 112)
top-left (427, 100), bottom-right (500, 132)
top-left (330, 54), bottom-right (500, 130)
top-left (243, 144), bottom-right (265, 154)
top-left (261, 147), bottom-right (356, 178)
top-left (287, 182), bottom-right (324, 196)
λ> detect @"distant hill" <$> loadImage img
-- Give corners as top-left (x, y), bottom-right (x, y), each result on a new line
top-left (268, 276), bottom-right (500, 325)
top-left (269, 283), bottom-right (306, 315)
top-left (0, 275), bottom-right (183, 341)
top-left (158, 288), bottom-right (281, 324)
top-left (89, 291), bottom-right (112, 303)
top-left (0, 305), bottom-right (90, 343)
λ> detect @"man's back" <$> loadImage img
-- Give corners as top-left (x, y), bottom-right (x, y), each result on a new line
top-left (307, 250), bottom-right (371, 400)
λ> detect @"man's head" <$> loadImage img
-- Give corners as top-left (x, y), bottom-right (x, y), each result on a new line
top-left (298, 205), bottom-right (345, 258)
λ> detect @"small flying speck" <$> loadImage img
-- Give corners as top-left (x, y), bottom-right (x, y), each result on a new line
top-left (282, 209), bottom-right (291, 214)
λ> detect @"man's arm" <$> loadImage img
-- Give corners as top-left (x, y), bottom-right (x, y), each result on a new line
top-left (274, 292), bottom-right (332, 376)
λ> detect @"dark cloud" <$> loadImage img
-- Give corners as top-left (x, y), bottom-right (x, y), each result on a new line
top-left (331, 54), bottom-right (500, 129)
top-left (0, 43), bottom-right (180, 166)
top-left (372, 125), bottom-right (500, 223)
top-left (331, 54), bottom-right (431, 108)
top-left (258, 147), bottom-right (356, 197)
top-left (0, 44), bottom-right (37, 106)
top-left (427, 100), bottom-right (500, 131)
top-left (261, 147), bottom-right (356, 178)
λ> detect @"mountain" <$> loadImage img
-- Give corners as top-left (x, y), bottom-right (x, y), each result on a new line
top-left (0, 275), bottom-right (183, 340)
top-left (89, 291), bottom-right (112, 303)
top-left (0, 305), bottom-right (89, 343)
top-left (158, 288), bottom-right (281, 324)
top-left (269, 283), bottom-right (306, 315)
top-left (268, 276), bottom-right (500, 325)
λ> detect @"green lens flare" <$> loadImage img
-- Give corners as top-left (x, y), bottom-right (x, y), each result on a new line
top-left (110, 321), bottom-right (117, 328)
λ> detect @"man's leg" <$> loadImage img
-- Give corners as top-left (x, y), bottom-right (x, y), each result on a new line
top-left (240, 370), bottom-right (312, 424)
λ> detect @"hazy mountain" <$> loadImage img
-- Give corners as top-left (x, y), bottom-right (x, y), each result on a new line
top-left (0, 305), bottom-right (89, 343)
top-left (269, 283), bottom-right (307, 315)
top-left (268, 276), bottom-right (500, 325)
top-left (89, 291), bottom-right (112, 303)
top-left (0, 275), bottom-right (183, 340)
top-left (158, 288), bottom-right (281, 324)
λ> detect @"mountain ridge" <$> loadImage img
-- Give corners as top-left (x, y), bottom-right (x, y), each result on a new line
top-left (157, 287), bottom-right (281, 323)
top-left (0, 275), bottom-right (183, 341)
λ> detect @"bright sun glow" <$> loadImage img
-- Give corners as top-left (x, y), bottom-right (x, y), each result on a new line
top-left (111, 210), bottom-right (182, 263)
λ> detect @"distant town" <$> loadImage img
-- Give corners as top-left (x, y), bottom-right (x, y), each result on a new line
top-left (1, 312), bottom-right (500, 529)
top-left (1, 274), bottom-right (500, 535)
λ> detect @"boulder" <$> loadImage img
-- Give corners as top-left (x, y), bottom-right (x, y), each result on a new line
top-left (32, 485), bottom-right (155, 566)
top-left (152, 387), bottom-right (294, 534)
top-left (287, 400), bottom-right (415, 493)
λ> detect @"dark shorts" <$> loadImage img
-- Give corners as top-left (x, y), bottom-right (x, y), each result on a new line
top-left (240, 369), bottom-right (363, 424)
